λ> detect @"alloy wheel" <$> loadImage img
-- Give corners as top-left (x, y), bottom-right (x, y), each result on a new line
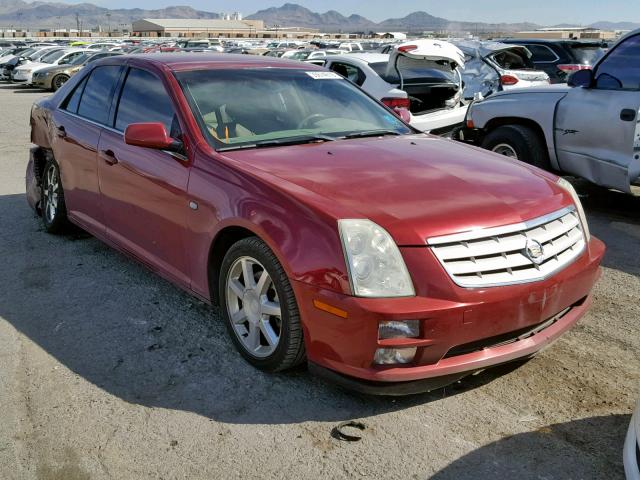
top-left (225, 256), bottom-right (282, 358)
top-left (43, 164), bottom-right (59, 223)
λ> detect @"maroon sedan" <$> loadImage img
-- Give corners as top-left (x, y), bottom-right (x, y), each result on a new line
top-left (26, 54), bottom-right (604, 394)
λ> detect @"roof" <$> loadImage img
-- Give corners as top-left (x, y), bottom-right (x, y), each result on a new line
top-left (453, 40), bottom-right (529, 58)
top-left (108, 53), bottom-right (328, 71)
top-left (134, 19), bottom-right (253, 30)
top-left (331, 53), bottom-right (389, 64)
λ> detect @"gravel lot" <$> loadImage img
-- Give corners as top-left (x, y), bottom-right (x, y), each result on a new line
top-left (0, 83), bottom-right (638, 480)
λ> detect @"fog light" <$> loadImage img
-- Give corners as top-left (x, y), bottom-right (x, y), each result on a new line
top-left (374, 347), bottom-right (417, 365)
top-left (378, 320), bottom-right (419, 339)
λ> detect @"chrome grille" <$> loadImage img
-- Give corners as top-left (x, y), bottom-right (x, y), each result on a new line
top-left (427, 207), bottom-right (586, 288)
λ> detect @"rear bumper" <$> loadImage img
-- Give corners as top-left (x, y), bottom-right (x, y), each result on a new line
top-left (294, 237), bottom-right (604, 392)
top-left (410, 104), bottom-right (468, 133)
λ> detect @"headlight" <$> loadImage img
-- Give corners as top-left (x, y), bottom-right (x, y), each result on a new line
top-left (338, 219), bottom-right (415, 297)
top-left (557, 177), bottom-right (590, 241)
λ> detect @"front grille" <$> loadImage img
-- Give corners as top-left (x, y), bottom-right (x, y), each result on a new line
top-left (428, 207), bottom-right (586, 288)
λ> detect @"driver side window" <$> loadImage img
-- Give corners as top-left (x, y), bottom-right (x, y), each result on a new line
top-left (595, 34), bottom-right (640, 90)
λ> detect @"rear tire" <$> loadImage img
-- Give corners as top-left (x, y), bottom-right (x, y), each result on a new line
top-left (481, 125), bottom-right (550, 170)
top-left (219, 237), bottom-right (305, 372)
top-left (41, 157), bottom-right (70, 234)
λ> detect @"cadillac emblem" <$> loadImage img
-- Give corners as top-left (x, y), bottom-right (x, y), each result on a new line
top-left (524, 239), bottom-right (545, 265)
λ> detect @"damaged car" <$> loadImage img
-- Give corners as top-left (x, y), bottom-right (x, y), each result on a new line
top-left (454, 40), bottom-right (550, 100)
top-left (26, 54), bottom-right (604, 395)
top-left (457, 29), bottom-right (640, 193)
top-left (317, 40), bottom-right (467, 134)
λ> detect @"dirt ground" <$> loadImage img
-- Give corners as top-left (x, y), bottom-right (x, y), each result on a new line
top-left (0, 83), bottom-right (638, 480)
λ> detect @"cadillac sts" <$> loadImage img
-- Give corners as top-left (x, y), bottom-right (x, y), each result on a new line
top-left (26, 54), bottom-right (605, 394)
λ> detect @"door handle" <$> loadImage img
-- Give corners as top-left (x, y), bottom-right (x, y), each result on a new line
top-left (56, 125), bottom-right (66, 138)
top-left (620, 109), bottom-right (637, 122)
top-left (102, 149), bottom-right (118, 165)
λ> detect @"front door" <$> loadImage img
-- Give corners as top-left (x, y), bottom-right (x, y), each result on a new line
top-left (97, 67), bottom-right (191, 286)
top-left (555, 34), bottom-right (640, 192)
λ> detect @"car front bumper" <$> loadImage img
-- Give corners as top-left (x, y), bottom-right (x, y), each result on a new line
top-left (294, 236), bottom-right (604, 394)
top-left (624, 402), bottom-right (640, 480)
top-left (31, 74), bottom-right (50, 89)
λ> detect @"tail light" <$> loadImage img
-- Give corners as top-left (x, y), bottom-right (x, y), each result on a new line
top-left (397, 44), bottom-right (418, 53)
top-left (381, 97), bottom-right (411, 109)
top-left (557, 64), bottom-right (591, 73)
top-left (500, 74), bottom-right (519, 86)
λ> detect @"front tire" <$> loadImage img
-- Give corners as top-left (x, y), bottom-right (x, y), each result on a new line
top-left (219, 237), bottom-right (305, 372)
top-left (481, 125), bottom-right (550, 170)
top-left (41, 157), bottom-right (69, 234)
top-left (51, 74), bottom-right (69, 92)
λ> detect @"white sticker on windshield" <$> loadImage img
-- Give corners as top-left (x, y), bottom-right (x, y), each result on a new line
top-left (306, 71), bottom-right (342, 80)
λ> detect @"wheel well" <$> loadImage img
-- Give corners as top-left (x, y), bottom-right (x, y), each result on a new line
top-left (207, 226), bottom-right (256, 305)
top-left (484, 117), bottom-right (548, 149)
top-left (33, 147), bottom-right (51, 185)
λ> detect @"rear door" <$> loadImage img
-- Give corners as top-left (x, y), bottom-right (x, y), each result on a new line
top-left (555, 33), bottom-right (640, 192)
top-left (51, 65), bottom-right (122, 233)
top-left (97, 66), bottom-right (191, 286)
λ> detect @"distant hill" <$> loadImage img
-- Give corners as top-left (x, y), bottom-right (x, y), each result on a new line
top-left (247, 4), bottom-right (539, 33)
top-left (0, 0), bottom-right (636, 34)
top-left (0, 0), bottom-right (219, 30)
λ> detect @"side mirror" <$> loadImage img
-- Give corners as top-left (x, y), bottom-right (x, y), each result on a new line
top-left (124, 123), bottom-right (182, 152)
top-left (567, 68), bottom-right (593, 88)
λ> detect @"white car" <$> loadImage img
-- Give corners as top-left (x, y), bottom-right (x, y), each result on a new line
top-left (317, 40), bottom-right (468, 133)
top-left (86, 42), bottom-right (122, 51)
top-left (625, 401), bottom-right (640, 480)
top-left (12, 48), bottom-right (86, 85)
top-left (454, 40), bottom-right (550, 100)
top-left (338, 42), bottom-right (364, 52)
top-left (1, 46), bottom-right (63, 80)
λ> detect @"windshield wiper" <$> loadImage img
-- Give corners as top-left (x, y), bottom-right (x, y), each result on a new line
top-left (218, 134), bottom-right (335, 152)
top-left (341, 129), bottom-right (403, 139)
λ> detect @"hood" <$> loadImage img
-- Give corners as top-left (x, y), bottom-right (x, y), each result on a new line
top-left (486, 83), bottom-right (571, 98)
top-left (222, 135), bottom-right (569, 245)
top-left (16, 61), bottom-right (46, 71)
top-left (454, 40), bottom-right (531, 59)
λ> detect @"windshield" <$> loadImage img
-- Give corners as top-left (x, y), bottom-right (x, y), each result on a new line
top-left (40, 49), bottom-right (67, 64)
top-left (70, 52), bottom-right (91, 65)
top-left (289, 51), bottom-right (311, 60)
top-left (369, 60), bottom-right (457, 84)
top-left (176, 68), bottom-right (411, 151)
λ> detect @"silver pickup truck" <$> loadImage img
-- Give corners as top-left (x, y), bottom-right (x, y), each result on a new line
top-left (457, 30), bottom-right (640, 193)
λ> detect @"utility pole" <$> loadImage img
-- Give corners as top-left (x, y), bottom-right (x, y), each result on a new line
top-left (76, 13), bottom-right (80, 36)
top-left (106, 12), bottom-right (111, 35)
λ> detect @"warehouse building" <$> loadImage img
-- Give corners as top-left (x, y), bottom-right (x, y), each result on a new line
top-left (511, 27), bottom-right (616, 40)
top-left (131, 18), bottom-right (319, 39)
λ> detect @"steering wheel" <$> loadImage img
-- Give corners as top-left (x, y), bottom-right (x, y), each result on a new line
top-left (298, 113), bottom-right (328, 130)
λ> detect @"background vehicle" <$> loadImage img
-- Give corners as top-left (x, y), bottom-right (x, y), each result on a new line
top-left (12, 48), bottom-right (86, 85)
top-left (500, 38), bottom-right (606, 83)
top-left (281, 49), bottom-right (328, 61)
top-left (454, 40), bottom-right (550, 100)
top-left (26, 53), bottom-right (603, 394)
top-left (458, 30), bottom-right (640, 193)
top-left (320, 40), bottom-right (467, 133)
top-left (624, 401), bottom-right (640, 480)
top-left (1, 46), bottom-right (62, 80)
top-left (32, 51), bottom-right (123, 91)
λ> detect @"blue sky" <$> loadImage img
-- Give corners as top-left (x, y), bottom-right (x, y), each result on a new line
top-left (55, 0), bottom-right (638, 25)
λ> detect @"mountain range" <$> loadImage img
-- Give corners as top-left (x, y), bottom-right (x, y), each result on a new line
top-left (0, 0), bottom-right (638, 33)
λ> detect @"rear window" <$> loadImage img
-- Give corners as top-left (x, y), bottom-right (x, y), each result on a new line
top-left (491, 49), bottom-right (535, 70)
top-left (568, 45), bottom-right (605, 64)
top-left (369, 59), bottom-right (456, 84)
top-left (77, 66), bottom-right (121, 124)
